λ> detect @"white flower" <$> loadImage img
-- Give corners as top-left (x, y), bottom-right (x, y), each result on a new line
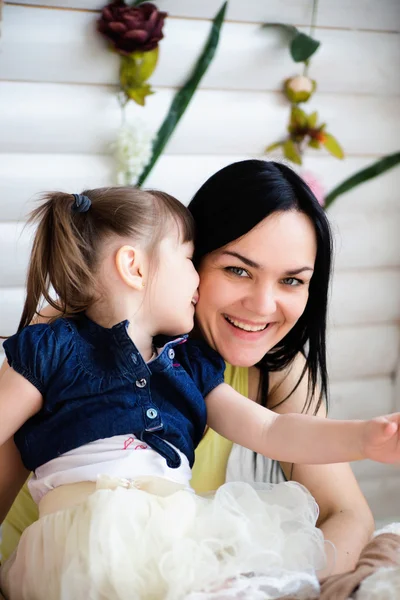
top-left (114, 120), bottom-right (155, 186)
top-left (287, 75), bottom-right (314, 94)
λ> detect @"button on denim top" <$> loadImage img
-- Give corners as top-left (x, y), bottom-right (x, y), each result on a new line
top-left (3, 314), bottom-right (225, 472)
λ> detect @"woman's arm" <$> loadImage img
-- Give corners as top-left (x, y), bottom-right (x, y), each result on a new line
top-left (206, 353), bottom-right (375, 574)
top-left (267, 354), bottom-right (374, 575)
top-left (0, 438), bottom-right (30, 524)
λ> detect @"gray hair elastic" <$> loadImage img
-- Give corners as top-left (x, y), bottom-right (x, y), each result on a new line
top-left (72, 193), bottom-right (91, 213)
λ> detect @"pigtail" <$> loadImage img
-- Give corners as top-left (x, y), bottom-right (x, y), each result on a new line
top-left (18, 192), bottom-right (95, 331)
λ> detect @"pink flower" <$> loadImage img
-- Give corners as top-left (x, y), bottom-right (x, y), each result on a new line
top-left (301, 171), bottom-right (325, 206)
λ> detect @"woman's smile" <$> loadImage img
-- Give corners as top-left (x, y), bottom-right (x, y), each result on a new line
top-left (223, 314), bottom-right (272, 332)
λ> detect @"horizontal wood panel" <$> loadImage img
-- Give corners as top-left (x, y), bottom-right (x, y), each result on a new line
top-left (0, 224), bottom-right (34, 287)
top-left (332, 211), bottom-right (400, 270)
top-left (1, 83), bottom-right (399, 157)
top-left (1, 154), bottom-right (399, 222)
top-left (329, 377), bottom-right (394, 420)
top-left (5, 0), bottom-right (400, 31)
top-left (330, 269), bottom-right (400, 325)
top-left (2, 6), bottom-right (400, 95)
top-left (359, 475), bottom-right (400, 522)
top-left (2, 268), bottom-right (400, 335)
top-left (352, 461), bottom-right (399, 484)
top-left (327, 324), bottom-right (399, 380)
top-left (2, 208), bottom-right (400, 286)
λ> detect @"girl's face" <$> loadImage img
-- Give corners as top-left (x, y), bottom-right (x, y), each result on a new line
top-left (148, 233), bottom-right (200, 337)
top-left (195, 210), bottom-right (317, 367)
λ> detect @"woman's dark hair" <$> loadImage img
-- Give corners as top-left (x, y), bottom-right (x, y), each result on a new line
top-left (17, 187), bottom-right (194, 332)
top-left (189, 160), bottom-right (332, 416)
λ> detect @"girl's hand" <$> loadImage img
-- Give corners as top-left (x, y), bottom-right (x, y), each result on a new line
top-left (363, 415), bottom-right (400, 463)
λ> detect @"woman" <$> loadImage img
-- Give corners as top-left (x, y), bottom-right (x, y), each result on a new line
top-left (0, 159), bottom-right (373, 577)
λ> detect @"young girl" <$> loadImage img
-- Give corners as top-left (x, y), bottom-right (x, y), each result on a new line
top-left (0, 186), bottom-right (399, 600)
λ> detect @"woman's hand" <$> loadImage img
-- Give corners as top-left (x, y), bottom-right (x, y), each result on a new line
top-left (263, 353), bottom-right (374, 575)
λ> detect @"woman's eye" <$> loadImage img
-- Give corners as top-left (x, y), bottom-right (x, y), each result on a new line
top-left (282, 277), bottom-right (303, 286)
top-left (226, 266), bottom-right (250, 278)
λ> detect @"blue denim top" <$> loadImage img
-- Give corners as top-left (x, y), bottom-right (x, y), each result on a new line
top-left (3, 314), bottom-right (225, 472)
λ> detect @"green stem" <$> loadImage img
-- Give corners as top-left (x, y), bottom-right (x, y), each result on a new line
top-left (303, 0), bottom-right (319, 76)
top-left (137, 2), bottom-right (227, 187)
top-left (324, 151), bottom-right (400, 209)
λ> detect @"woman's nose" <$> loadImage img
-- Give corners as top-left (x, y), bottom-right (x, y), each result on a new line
top-left (243, 285), bottom-right (277, 316)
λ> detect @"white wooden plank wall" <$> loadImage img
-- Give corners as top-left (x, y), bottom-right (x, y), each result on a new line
top-left (1, 1), bottom-right (399, 522)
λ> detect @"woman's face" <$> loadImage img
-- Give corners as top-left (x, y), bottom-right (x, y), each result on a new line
top-left (195, 210), bottom-right (317, 367)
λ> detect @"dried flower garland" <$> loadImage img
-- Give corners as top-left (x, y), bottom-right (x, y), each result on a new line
top-left (263, 0), bottom-right (344, 165)
top-left (97, 1), bottom-right (167, 107)
top-left (96, 1), bottom-right (227, 186)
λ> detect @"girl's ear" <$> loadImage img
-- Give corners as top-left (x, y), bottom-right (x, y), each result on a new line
top-left (115, 245), bottom-right (146, 291)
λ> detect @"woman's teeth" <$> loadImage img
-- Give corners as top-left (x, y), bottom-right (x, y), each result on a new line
top-left (224, 316), bottom-right (268, 332)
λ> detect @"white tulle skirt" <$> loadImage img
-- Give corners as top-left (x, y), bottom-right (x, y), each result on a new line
top-left (1, 478), bottom-right (329, 600)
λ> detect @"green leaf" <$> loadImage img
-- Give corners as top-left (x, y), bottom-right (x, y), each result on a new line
top-left (131, 0), bottom-right (149, 6)
top-left (308, 138), bottom-right (320, 149)
top-left (137, 2), bottom-right (228, 186)
top-left (125, 83), bottom-right (154, 106)
top-left (283, 139), bottom-right (302, 165)
top-left (120, 48), bottom-right (159, 96)
top-left (290, 32), bottom-right (320, 62)
top-left (322, 133), bottom-right (344, 159)
top-left (307, 111), bottom-right (318, 128)
top-left (265, 141), bottom-right (283, 153)
top-left (325, 151), bottom-right (400, 209)
top-left (290, 106), bottom-right (308, 128)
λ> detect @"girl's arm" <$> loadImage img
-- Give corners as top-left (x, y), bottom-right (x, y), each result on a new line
top-left (206, 381), bottom-right (400, 465)
top-left (0, 366), bottom-right (43, 447)
top-left (0, 306), bottom-right (58, 526)
top-left (0, 367), bottom-right (42, 523)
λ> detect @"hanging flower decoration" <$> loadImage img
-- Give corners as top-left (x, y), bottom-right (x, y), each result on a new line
top-left (97, 1), bottom-right (167, 106)
top-left (263, 1), bottom-right (344, 166)
top-left (114, 120), bottom-right (155, 185)
top-left (95, 1), bottom-right (227, 186)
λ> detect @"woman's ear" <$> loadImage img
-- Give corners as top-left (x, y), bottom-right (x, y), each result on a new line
top-left (115, 245), bottom-right (146, 291)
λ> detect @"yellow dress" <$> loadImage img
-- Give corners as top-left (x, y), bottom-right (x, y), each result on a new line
top-left (0, 364), bottom-right (247, 562)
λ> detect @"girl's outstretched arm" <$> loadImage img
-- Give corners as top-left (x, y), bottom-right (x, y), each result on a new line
top-left (205, 383), bottom-right (400, 465)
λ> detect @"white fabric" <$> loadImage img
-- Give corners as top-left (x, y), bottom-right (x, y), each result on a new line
top-left (355, 567), bottom-right (400, 600)
top-left (2, 479), bottom-right (327, 600)
top-left (226, 443), bottom-right (286, 485)
top-left (29, 435), bottom-right (192, 503)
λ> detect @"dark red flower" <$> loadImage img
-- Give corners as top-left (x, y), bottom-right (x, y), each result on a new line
top-left (97, 1), bottom-right (167, 55)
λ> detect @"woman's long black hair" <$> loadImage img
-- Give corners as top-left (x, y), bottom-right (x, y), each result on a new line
top-left (188, 160), bottom-right (333, 415)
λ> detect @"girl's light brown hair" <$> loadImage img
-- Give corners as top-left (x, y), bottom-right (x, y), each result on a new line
top-left (18, 187), bottom-right (194, 332)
